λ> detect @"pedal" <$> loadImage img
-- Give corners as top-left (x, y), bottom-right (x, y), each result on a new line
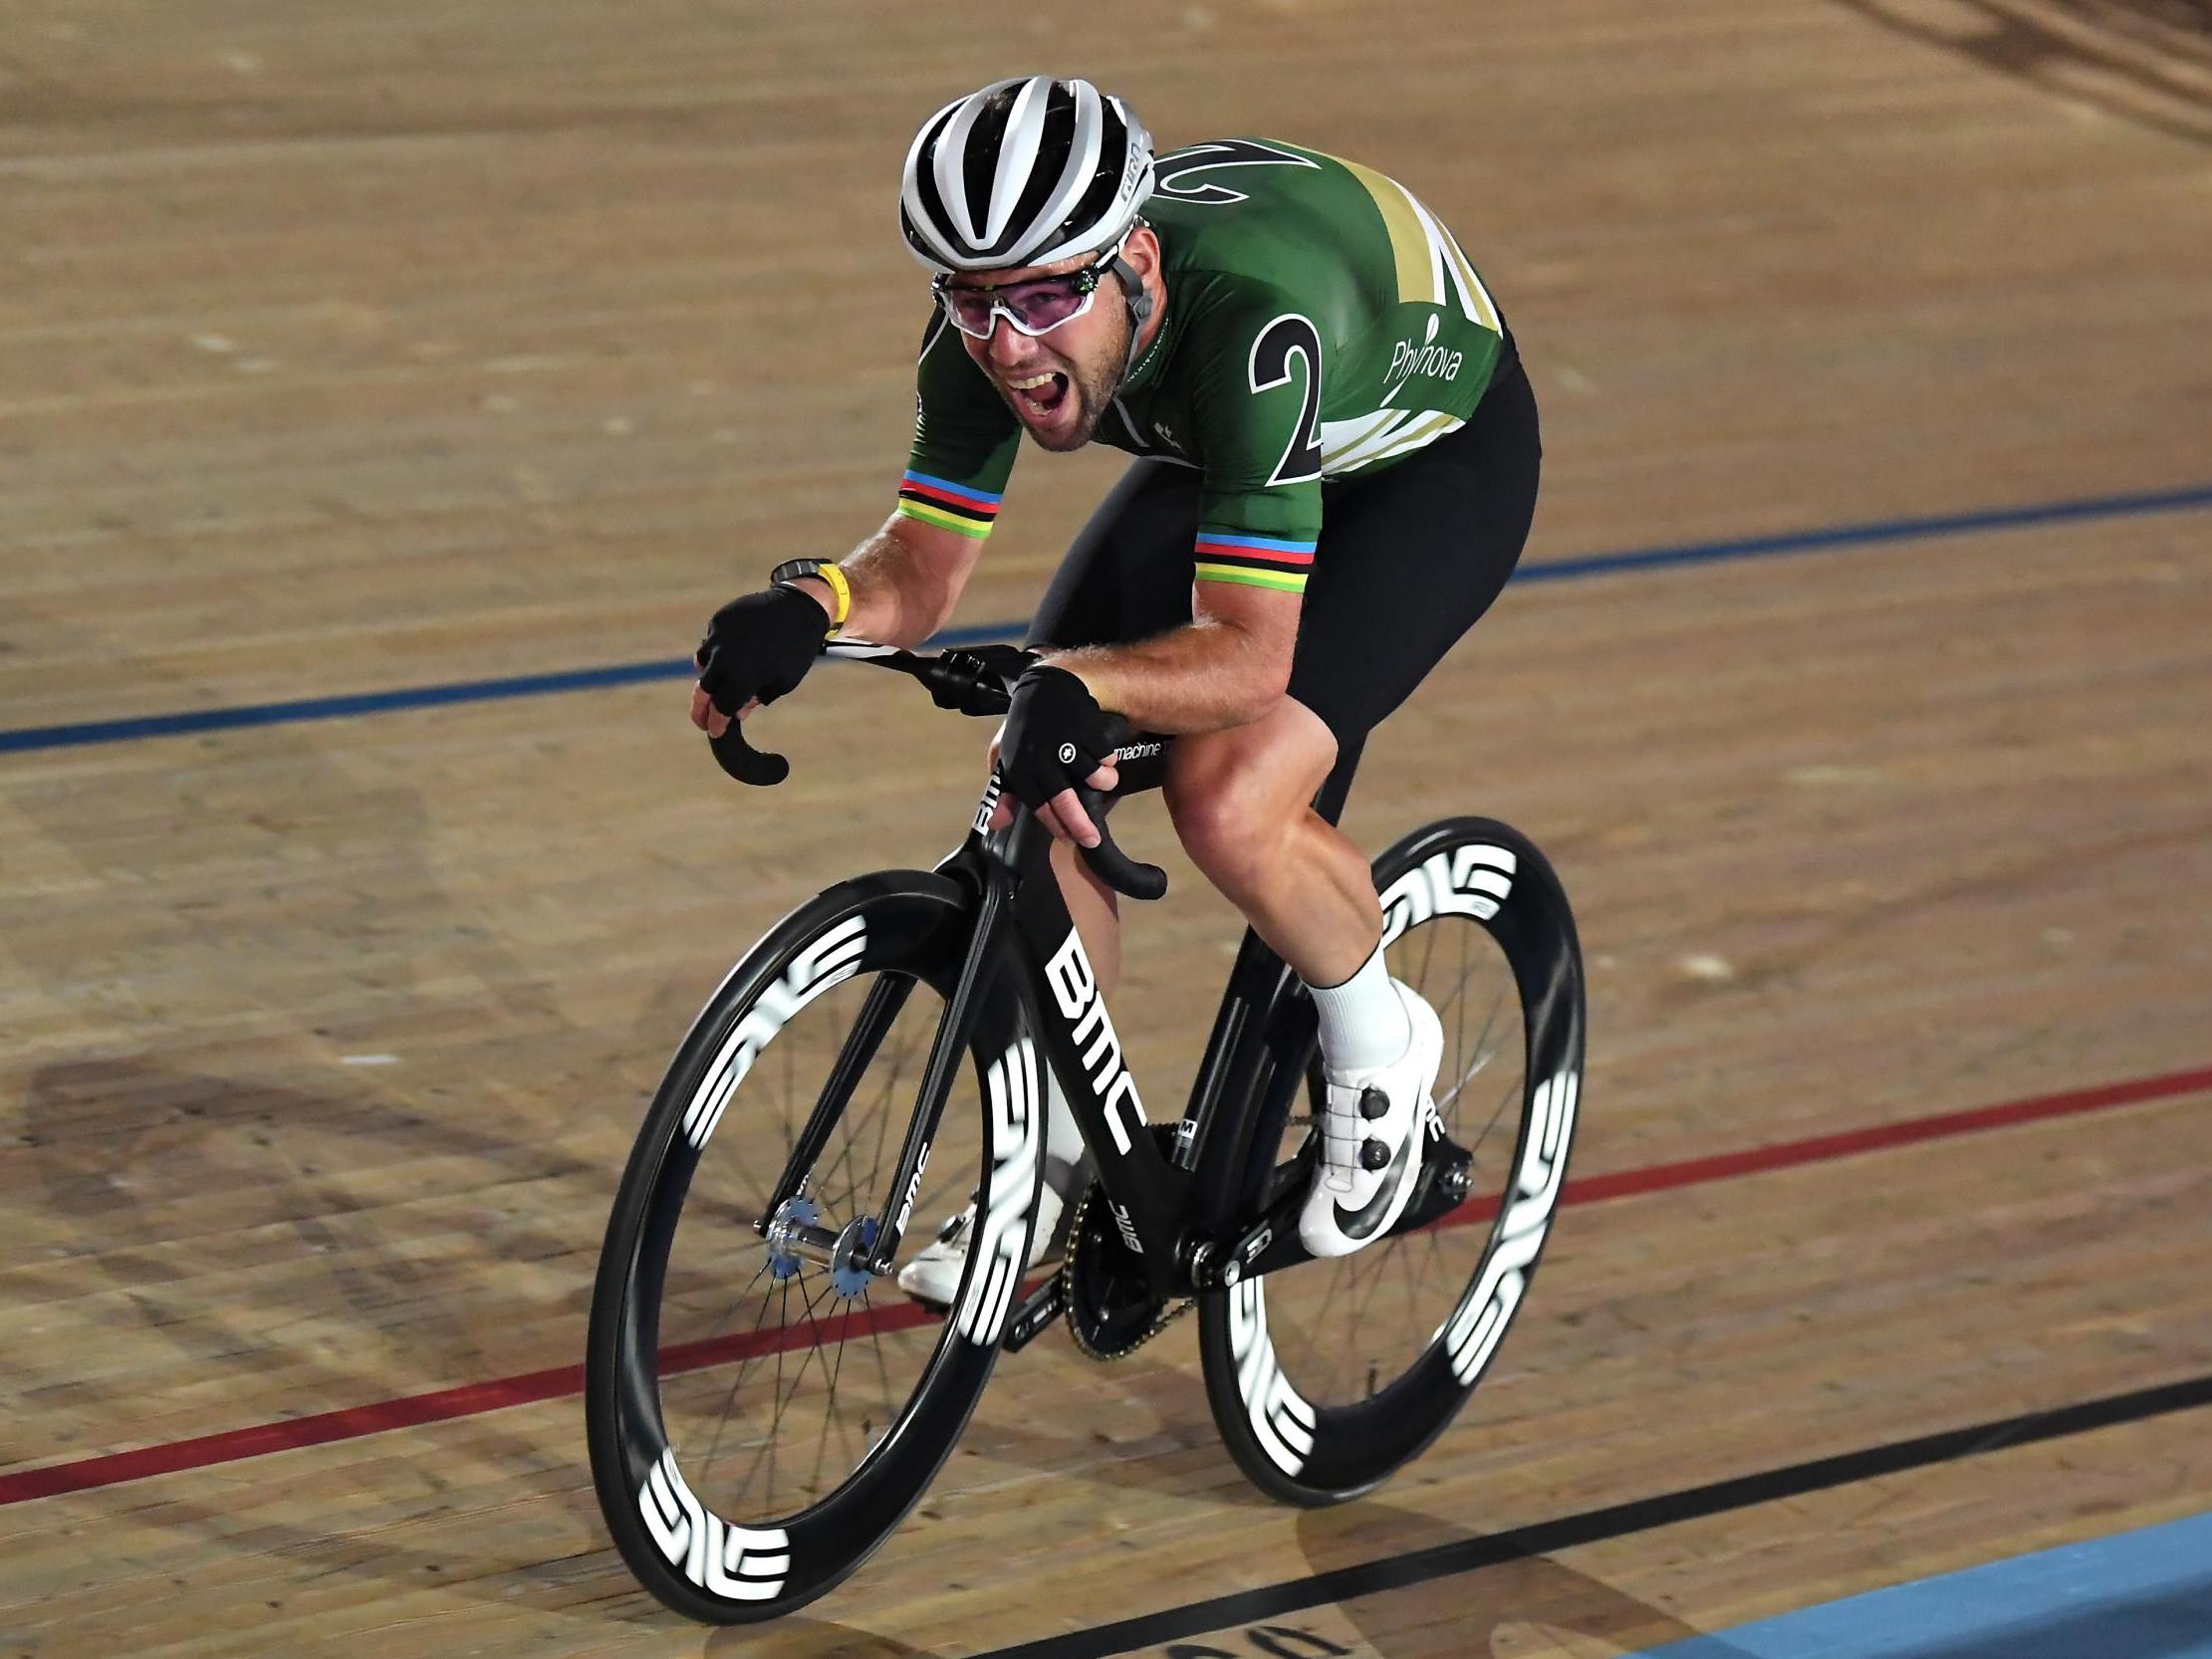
top-left (1002, 1277), bottom-right (1065, 1353)
top-left (1394, 1128), bottom-right (1474, 1234)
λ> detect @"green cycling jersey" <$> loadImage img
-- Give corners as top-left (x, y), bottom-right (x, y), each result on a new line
top-left (896, 138), bottom-right (1509, 595)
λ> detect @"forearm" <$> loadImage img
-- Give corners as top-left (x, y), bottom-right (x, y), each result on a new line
top-left (787, 516), bottom-right (975, 648)
top-left (1047, 618), bottom-right (1290, 734)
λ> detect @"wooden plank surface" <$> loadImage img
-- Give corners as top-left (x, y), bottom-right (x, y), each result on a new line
top-left (2, 0), bottom-right (2209, 1653)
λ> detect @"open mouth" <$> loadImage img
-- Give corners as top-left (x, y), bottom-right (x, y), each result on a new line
top-left (1006, 370), bottom-right (1071, 417)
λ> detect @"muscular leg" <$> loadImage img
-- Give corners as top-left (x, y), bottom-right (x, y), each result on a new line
top-left (1024, 456), bottom-right (1197, 999)
top-left (1163, 696), bottom-right (1380, 987)
top-left (1051, 834), bottom-right (1121, 992)
top-left (989, 738), bottom-right (1124, 992)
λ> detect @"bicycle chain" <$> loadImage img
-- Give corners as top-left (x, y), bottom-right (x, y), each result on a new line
top-left (1060, 1130), bottom-right (1194, 1361)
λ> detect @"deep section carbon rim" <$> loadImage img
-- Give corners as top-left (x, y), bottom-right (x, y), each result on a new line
top-left (587, 874), bottom-right (1039, 1621)
top-left (1200, 820), bottom-right (1585, 1503)
top-left (1264, 894), bottom-right (1531, 1407)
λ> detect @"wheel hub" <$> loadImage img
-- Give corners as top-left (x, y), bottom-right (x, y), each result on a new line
top-left (830, 1216), bottom-right (880, 1299)
top-left (763, 1195), bottom-right (821, 1280)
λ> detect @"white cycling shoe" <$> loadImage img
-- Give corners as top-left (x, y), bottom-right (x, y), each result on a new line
top-left (895, 1175), bottom-right (1069, 1309)
top-left (1298, 980), bottom-right (1444, 1260)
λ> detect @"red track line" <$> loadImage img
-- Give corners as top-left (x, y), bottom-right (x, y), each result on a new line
top-left (4, 1062), bottom-right (2206, 1509)
top-left (1559, 1064), bottom-right (2212, 1205)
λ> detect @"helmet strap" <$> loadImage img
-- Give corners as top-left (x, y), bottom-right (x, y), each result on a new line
top-left (1109, 253), bottom-right (1156, 376)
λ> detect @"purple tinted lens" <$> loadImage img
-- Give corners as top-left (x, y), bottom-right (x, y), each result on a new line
top-left (1003, 280), bottom-right (1088, 331)
top-left (945, 289), bottom-right (999, 335)
top-left (940, 275), bottom-right (1091, 337)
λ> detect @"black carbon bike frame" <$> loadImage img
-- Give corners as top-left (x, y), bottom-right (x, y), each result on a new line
top-left (727, 642), bottom-right (1458, 1343)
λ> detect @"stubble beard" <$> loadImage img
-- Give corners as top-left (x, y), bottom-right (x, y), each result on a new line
top-left (1016, 314), bottom-right (1132, 453)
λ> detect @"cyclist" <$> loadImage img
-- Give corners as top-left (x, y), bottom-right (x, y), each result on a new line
top-left (690, 76), bottom-right (1540, 1291)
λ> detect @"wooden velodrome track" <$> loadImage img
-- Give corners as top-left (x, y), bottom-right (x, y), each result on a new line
top-left (3, 1), bottom-right (2209, 1654)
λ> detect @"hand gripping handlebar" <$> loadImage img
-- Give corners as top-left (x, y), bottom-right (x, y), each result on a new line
top-left (707, 640), bottom-right (1168, 901)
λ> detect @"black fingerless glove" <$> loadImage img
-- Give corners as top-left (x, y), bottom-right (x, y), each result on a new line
top-left (696, 586), bottom-right (829, 718)
top-left (999, 664), bottom-right (1117, 809)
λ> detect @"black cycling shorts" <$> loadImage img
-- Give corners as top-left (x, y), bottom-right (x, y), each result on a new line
top-left (1029, 348), bottom-right (1541, 760)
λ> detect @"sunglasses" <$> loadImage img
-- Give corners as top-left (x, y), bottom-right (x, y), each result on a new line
top-left (932, 240), bottom-right (1127, 341)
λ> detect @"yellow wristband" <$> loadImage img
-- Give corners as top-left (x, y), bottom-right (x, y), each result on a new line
top-left (815, 563), bottom-right (853, 635)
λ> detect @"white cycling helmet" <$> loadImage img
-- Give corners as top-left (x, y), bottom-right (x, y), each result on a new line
top-left (899, 76), bottom-right (1154, 275)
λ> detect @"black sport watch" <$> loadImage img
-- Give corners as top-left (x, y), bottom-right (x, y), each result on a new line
top-left (770, 559), bottom-right (852, 638)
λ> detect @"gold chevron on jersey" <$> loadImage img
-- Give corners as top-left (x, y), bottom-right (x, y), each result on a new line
top-left (1318, 406), bottom-right (1467, 474)
top-left (1326, 152), bottom-right (1501, 332)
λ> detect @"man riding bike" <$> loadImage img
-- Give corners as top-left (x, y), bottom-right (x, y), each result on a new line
top-left (689, 76), bottom-right (1540, 1294)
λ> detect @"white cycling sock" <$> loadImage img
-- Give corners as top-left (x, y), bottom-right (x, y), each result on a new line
top-left (1305, 941), bottom-right (1410, 1074)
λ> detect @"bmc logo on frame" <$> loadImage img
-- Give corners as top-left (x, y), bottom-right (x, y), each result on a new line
top-left (1044, 929), bottom-right (1149, 1156)
top-left (972, 773), bottom-right (1002, 834)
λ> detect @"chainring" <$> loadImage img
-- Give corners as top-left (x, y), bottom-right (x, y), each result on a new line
top-left (1062, 1125), bottom-right (1192, 1360)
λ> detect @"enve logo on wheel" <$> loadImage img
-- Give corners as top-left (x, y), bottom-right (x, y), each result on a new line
top-left (1377, 843), bottom-right (1516, 948)
top-left (1441, 1066), bottom-right (1577, 1384)
top-left (680, 916), bottom-right (867, 1150)
top-left (593, 663), bottom-right (1587, 1623)
top-left (638, 1449), bottom-right (791, 1601)
top-left (955, 1036), bottom-right (1041, 1345)
top-left (1227, 1279), bottom-right (1319, 1477)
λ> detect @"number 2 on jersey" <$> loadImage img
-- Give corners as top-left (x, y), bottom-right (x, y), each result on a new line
top-left (1248, 314), bottom-right (1325, 487)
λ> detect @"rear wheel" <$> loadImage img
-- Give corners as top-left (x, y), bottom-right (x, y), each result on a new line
top-left (1198, 819), bottom-right (1586, 1504)
top-left (586, 871), bottom-right (1040, 1622)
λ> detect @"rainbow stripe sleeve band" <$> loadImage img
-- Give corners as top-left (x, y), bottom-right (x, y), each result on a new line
top-left (1193, 529), bottom-right (1316, 594)
top-left (897, 470), bottom-right (1002, 539)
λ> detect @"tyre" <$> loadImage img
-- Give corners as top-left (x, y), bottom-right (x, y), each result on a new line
top-left (586, 870), bottom-right (1041, 1622)
top-left (1197, 819), bottom-right (1586, 1504)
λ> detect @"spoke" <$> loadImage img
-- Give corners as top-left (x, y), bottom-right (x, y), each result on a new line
top-left (691, 1251), bottom-right (773, 1365)
top-left (1343, 1234), bottom-right (1398, 1372)
top-left (1415, 900), bottom-right (1440, 992)
top-left (812, 1301), bottom-right (862, 1499)
top-left (1391, 1228), bottom-right (1421, 1363)
top-left (691, 1259), bottom-right (778, 1474)
top-left (1439, 967), bottom-right (1514, 1120)
top-left (820, 1116), bottom-right (865, 1221)
top-left (814, 993), bottom-right (935, 1229)
top-left (860, 1287), bottom-right (901, 1458)
top-left (1293, 1249), bottom-right (1356, 1395)
top-left (1309, 1245), bottom-right (1381, 1399)
top-left (1451, 926), bottom-right (1470, 1117)
top-left (866, 1014), bottom-right (911, 1193)
top-left (861, 1286), bottom-right (899, 1414)
top-left (651, 972), bottom-right (955, 1529)
top-left (738, 1273), bottom-right (794, 1509)
top-left (1418, 1210), bottom-right (1447, 1299)
top-left (813, 1111), bottom-right (867, 1223)
top-left (735, 1266), bottom-right (837, 1510)
top-left (853, 1014), bottom-right (928, 1211)
top-left (1471, 1058), bottom-right (1525, 1164)
top-left (763, 1272), bottom-right (840, 1504)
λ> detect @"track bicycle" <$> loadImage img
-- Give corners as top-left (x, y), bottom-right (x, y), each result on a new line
top-left (585, 639), bottom-right (1586, 1622)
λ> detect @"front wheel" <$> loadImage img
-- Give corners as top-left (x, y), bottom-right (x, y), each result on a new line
top-left (585, 870), bottom-right (1041, 1622)
top-left (1197, 818), bottom-right (1586, 1505)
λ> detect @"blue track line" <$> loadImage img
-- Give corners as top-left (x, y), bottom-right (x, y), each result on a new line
top-left (5, 480), bottom-right (2208, 758)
